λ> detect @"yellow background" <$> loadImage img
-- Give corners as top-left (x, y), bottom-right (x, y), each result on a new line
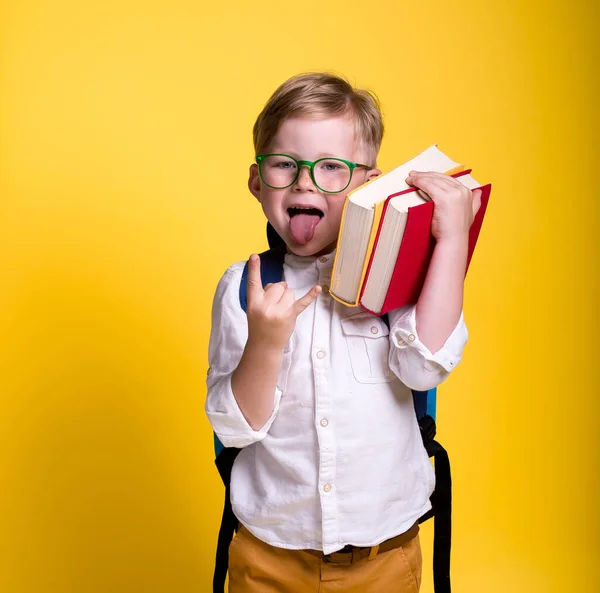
top-left (1, 0), bottom-right (598, 591)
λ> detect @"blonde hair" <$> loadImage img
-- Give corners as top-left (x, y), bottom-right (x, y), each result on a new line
top-left (253, 72), bottom-right (384, 166)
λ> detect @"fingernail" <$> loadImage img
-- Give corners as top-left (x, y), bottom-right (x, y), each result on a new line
top-left (250, 254), bottom-right (258, 262)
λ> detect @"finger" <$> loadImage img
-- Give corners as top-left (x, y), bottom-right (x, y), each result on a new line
top-left (406, 175), bottom-right (452, 198)
top-left (472, 189), bottom-right (482, 219)
top-left (246, 254), bottom-right (263, 301)
top-left (408, 171), bottom-right (460, 189)
top-left (280, 287), bottom-right (296, 309)
top-left (409, 173), bottom-right (472, 203)
top-left (408, 170), bottom-right (459, 179)
top-left (264, 281), bottom-right (287, 304)
top-left (292, 285), bottom-right (322, 317)
top-left (264, 281), bottom-right (286, 291)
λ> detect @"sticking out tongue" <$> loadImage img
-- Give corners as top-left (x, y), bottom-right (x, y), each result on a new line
top-left (290, 212), bottom-right (321, 244)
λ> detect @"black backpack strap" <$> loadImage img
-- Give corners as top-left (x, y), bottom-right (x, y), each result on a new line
top-left (425, 439), bottom-right (452, 593)
top-left (213, 447), bottom-right (241, 593)
top-left (418, 414), bottom-right (452, 593)
top-left (266, 222), bottom-right (285, 249)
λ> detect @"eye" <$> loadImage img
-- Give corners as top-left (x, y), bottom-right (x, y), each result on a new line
top-left (269, 157), bottom-right (296, 170)
top-left (317, 159), bottom-right (346, 172)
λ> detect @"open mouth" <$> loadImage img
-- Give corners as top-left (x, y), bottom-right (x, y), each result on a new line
top-left (287, 207), bottom-right (324, 244)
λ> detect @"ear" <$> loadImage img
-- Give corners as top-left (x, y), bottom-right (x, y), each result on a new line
top-left (248, 164), bottom-right (261, 202)
top-left (365, 167), bottom-right (382, 182)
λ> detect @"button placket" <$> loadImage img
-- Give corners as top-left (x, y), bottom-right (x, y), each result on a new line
top-left (313, 260), bottom-right (338, 548)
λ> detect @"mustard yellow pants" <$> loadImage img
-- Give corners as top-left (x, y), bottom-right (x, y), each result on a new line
top-left (228, 525), bottom-right (422, 593)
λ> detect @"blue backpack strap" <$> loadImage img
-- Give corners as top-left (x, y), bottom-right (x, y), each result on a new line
top-left (213, 433), bottom-right (225, 458)
top-left (413, 388), bottom-right (437, 421)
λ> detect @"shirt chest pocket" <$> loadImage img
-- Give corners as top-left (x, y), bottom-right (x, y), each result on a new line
top-left (341, 314), bottom-right (393, 384)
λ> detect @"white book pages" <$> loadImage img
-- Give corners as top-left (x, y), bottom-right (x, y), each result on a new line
top-left (348, 145), bottom-right (460, 208)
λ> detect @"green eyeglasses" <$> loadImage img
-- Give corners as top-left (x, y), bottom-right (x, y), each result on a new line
top-left (256, 154), bottom-right (371, 194)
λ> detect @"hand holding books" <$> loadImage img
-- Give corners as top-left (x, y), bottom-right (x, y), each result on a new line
top-left (405, 170), bottom-right (483, 244)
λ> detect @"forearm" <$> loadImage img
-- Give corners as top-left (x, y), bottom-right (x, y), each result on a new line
top-left (416, 235), bottom-right (468, 353)
top-left (231, 338), bottom-right (284, 431)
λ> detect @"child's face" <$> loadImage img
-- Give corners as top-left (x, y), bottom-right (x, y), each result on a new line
top-left (248, 116), bottom-right (381, 257)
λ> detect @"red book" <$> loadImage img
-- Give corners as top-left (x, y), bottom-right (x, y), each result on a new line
top-left (359, 171), bottom-right (491, 315)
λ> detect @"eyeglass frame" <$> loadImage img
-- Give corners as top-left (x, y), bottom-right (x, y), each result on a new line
top-left (255, 153), bottom-right (372, 194)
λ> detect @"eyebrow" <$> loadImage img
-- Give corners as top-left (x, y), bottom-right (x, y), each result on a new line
top-left (269, 151), bottom-right (354, 161)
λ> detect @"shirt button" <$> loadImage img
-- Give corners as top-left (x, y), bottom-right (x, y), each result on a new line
top-left (323, 483), bottom-right (332, 493)
top-left (407, 334), bottom-right (416, 342)
top-left (322, 285), bottom-right (330, 293)
top-left (394, 332), bottom-right (405, 344)
top-left (316, 350), bottom-right (326, 359)
top-left (370, 326), bottom-right (379, 335)
top-left (320, 418), bottom-right (329, 427)
top-left (319, 256), bottom-right (328, 263)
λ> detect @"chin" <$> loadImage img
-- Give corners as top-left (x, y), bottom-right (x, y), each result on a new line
top-left (287, 239), bottom-right (337, 258)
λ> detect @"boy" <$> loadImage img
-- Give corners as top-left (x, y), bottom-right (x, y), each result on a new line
top-left (206, 72), bottom-right (481, 592)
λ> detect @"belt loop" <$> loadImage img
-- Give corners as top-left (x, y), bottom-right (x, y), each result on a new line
top-left (368, 544), bottom-right (380, 560)
top-left (351, 548), bottom-right (360, 564)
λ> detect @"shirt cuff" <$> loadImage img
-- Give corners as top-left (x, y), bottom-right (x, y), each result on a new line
top-left (206, 374), bottom-right (283, 449)
top-left (389, 306), bottom-right (467, 373)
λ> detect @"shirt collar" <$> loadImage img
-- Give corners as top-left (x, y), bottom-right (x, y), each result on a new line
top-left (284, 248), bottom-right (336, 270)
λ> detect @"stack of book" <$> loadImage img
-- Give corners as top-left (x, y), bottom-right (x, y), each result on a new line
top-left (330, 145), bottom-right (491, 315)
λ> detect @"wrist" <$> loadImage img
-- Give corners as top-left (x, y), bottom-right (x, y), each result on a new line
top-left (245, 335), bottom-right (286, 358)
top-left (435, 233), bottom-right (469, 252)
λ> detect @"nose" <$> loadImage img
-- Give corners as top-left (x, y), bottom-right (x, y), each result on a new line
top-left (293, 165), bottom-right (317, 192)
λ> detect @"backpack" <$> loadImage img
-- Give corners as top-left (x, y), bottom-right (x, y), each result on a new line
top-left (211, 223), bottom-right (453, 593)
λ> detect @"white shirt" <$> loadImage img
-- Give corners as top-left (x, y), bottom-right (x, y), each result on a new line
top-left (205, 251), bottom-right (468, 555)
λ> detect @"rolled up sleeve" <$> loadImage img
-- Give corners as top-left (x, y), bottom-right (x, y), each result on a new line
top-left (387, 304), bottom-right (468, 391)
top-left (205, 264), bottom-right (282, 449)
